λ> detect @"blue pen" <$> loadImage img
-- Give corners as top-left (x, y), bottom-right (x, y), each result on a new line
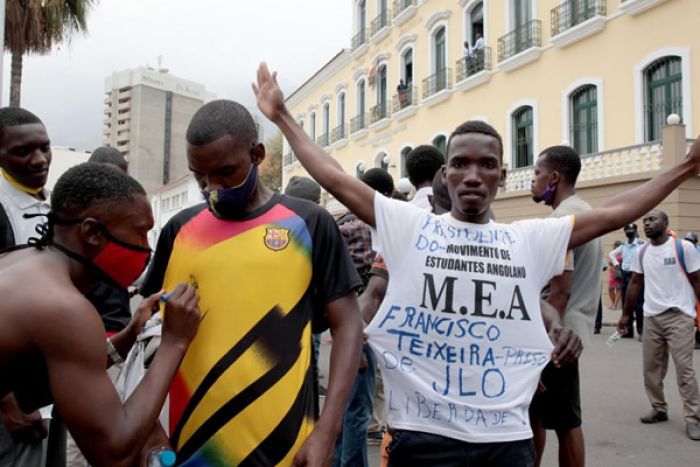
top-left (160, 293), bottom-right (170, 303)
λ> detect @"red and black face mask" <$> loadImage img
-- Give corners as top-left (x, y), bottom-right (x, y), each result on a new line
top-left (44, 216), bottom-right (151, 289)
top-left (90, 226), bottom-right (152, 288)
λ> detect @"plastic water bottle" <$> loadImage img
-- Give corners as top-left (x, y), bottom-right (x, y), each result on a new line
top-left (147, 448), bottom-right (176, 467)
top-left (607, 330), bottom-right (622, 348)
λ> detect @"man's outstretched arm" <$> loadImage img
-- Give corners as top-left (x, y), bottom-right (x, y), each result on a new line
top-left (570, 136), bottom-right (700, 248)
top-left (253, 62), bottom-right (377, 228)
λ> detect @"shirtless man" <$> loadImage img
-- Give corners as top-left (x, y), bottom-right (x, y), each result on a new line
top-left (0, 162), bottom-right (201, 467)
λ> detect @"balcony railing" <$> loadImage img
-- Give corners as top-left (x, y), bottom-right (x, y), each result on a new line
top-left (350, 113), bottom-right (369, 134)
top-left (351, 29), bottom-right (367, 50)
top-left (498, 20), bottom-right (542, 62)
top-left (422, 68), bottom-right (453, 99)
top-left (370, 10), bottom-right (390, 37)
top-left (551, 0), bottom-right (606, 36)
top-left (393, 0), bottom-right (417, 19)
top-left (392, 86), bottom-right (417, 112)
top-left (504, 141), bottom-right (663, 192)
top-left (456, 47), bottom-right (492, 82)
top-left (370, 102), bottom-right (391, 125)
top-left (283, 152), bottom-right (295, 166)
top-left (316, 133), bottom-right (330, 148)
top-left (331, 124), bottom-right (349, 143)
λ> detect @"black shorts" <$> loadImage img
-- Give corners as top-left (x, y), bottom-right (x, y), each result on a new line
top-left (529, 360), bottom-right (582, 430)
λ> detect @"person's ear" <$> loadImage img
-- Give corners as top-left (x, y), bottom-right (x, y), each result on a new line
top-left (550, 170), bottom-right (561, 187)
top-left (80, 218), bottom-right (105, 249)
top-left (251, 143), bottom-right (266, 165)
top-left (498, 167), bottom-right (507, 188)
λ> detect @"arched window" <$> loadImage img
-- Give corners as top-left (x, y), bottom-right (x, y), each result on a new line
top-left (309, 112), bottom-right (317, 141)
top-left (467, 1), bottom-right (484, 44)
top-left (570, 85), bottom-right (598, 155)
top-left (335, 93), bottom-right (346, 140)
top-left (512, 106), bottom-right (534, 168)
top-left (644, 56), bottom-right (682, 141)
top-left (401, 48), bottom-right (414, 85)
top-left (433, 26), bottom-right (447, 74)
top-left (322, 103), bottom-right (330, 136)
top-left (432, 135), bottom-right (447, 157)
top-left (377, 64), bottom-right (388, 117)
top-left (400, 146), bottom-right (413, 178)
top-left (374, 152), bottom-right (389, 170)
top-left (357, 79), bottom-right (366, 116)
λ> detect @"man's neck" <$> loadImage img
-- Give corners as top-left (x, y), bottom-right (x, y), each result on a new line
top-left (416, 182), bottom-right (432, 191)
top-left (450, 208), bottom-right (490, 224)
top-left (650, 233), bottom-right (669, 246)
top-left (551, 185), bottom-right (575, 211)
top-left (626, 236), bottom-right (637, 244)
top-left (244, 182), bottom-right (274, 215)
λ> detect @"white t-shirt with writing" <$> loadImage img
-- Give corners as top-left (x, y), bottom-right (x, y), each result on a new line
top-left (366, 195), bottom-right (574, 443)
top-left (631, 237), bottom-right (700, 318)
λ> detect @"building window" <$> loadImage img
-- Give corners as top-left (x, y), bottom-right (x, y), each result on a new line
top-left (358, 0), bottom-right (367, 33)
top-left (512, 105), bottom-right (534, 168)
top-left (467, 1), bottom-right (484, 44)
top-left (511, 0), bottom-right (532, 28)
top-left (401, 48), bottom-right (414, 85)
top-left (433, 26), bottom-right (447, 74)
top-left (570, 85), bottom-right (598, 155)
top-left (322, 103), bottom-right (330, 137)
top-left (400, 146), bottom-right (413, 178)
top-left (310, 112), bottom-right (316, 141)
top-left (357, 79), bottom-right (366, 116)
top-left (338, 93), bottom-right (346, 125)
top-left (432, 135), bottom-right (447, 157)
top-left (377, 65), bottom-right (388, 114)
top-left (645, 56), bottom-right (682, 142)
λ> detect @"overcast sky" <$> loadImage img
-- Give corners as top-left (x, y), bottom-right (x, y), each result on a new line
top-left (0, 0), bottom-right (351, 150)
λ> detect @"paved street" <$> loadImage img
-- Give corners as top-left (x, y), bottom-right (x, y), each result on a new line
top-left (319, 307), bottom-right (700, 466)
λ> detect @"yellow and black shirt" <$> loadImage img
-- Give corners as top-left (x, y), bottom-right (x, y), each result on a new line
top-left (142, 194), bottom-right (360, 466)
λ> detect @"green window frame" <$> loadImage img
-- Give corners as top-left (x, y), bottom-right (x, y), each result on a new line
top-left (571, 85), bottom-right (598, 155)
top-left (433, 135), bottom-right (447, 157)
top-left (645, 56), bottom-right (682, 142)
top-left (513, 106), bottom-right (534, 168)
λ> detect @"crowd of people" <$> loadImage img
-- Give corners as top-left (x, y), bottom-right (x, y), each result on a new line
top-left (0, 61), bottom-right (699, 467)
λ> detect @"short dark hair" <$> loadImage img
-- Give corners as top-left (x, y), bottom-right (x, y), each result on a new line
top-left (431, 169), bottom-right (451, 213)
top-left (51, 162), bottom-right (145, 218)
top-left (89, 146), bottom-right (128, 172)
top-left (624, 223), bottom-right (638, 231)
top-left (539, 145), bottom-right (582, 185)
top-left (0, 107), bottom-right (43, 142)
top-left (186, 100), bottom-right (258, 148)
top-left (447, 120), bottom-right (503, 159)
top-left (405, 145), bottom-right (444, 188)
top-left (361, 168), bottom-right (394, 195)
top-left (285, 176), bottom-right (321, 203)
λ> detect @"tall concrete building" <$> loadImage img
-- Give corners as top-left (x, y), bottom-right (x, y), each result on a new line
top-left (103, 67), bottom-right (216, 191)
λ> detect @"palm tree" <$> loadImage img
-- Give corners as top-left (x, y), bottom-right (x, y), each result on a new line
top-left (4, 0), bottom-right (95, 107)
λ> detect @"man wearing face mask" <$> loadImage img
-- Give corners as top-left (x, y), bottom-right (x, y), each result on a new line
top-left (610, 224), bottom-right (646, 339)
top-left (0, 162), bottom-right (202, 466)
top-left (529, 146), bottom-right (602, 467)
top-left (140, 100), bottom-right (363, 467)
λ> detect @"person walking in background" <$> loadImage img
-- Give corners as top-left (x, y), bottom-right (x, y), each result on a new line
top-left (608, 240), bottom-right (623, 310)
top-left (617, 210), bottom-right (700, 441)
top-left (610, 224), bottom-right (646, 339)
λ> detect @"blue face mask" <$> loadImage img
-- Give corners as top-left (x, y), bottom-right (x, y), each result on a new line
top-left (202, 164), bottom-right (258, 219)
top-left (542, 184), bottom-right (557, 206)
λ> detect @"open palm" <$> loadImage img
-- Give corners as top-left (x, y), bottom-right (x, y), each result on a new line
top-left (253, 62), bottom-right (285, 121)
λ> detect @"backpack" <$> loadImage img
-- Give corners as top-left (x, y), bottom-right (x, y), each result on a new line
top-left (639, 237), bottom-right (700, 328)
top-left (0, 201), bottom-right (16, 250)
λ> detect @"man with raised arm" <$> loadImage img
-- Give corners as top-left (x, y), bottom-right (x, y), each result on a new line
top-left (0, 162), bottom-right (201, 467)
top-left (253, 62), bottom-right (700, 466)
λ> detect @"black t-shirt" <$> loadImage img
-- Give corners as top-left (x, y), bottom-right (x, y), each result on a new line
top-left (140, 193), bottom-right (360, 465)
top-left (85, 282), bottom-right (132, 333)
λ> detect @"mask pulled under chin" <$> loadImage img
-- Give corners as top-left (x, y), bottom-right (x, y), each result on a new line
top-left (542, 185), bottom-right (557, 206)
top-left (203, 164), bottom-right (258, 219)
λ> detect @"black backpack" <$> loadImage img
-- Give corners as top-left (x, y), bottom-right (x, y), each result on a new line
top-left (0, 202), bottom-right (16, 250)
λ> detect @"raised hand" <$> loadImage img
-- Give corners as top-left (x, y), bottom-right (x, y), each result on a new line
top-left (252, 62), bottom-right (286, 123)
top-left (685, 133), bottom-right (700, 172)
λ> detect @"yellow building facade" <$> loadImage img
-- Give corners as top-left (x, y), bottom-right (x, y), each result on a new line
top-left (283, 0), bottom-right (700, 306)
top-left (284, 0), bottom-right (697, 193)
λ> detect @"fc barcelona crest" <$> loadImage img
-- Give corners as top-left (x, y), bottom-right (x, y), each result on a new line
top-left (264, 228), bottom-right (290, 251)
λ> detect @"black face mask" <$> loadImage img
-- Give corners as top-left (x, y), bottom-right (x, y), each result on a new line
top-left (625, 231), bottom-right (636, 239)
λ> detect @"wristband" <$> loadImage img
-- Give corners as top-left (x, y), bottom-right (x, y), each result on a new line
top-left (106, 337), bottom-right (125, 365)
